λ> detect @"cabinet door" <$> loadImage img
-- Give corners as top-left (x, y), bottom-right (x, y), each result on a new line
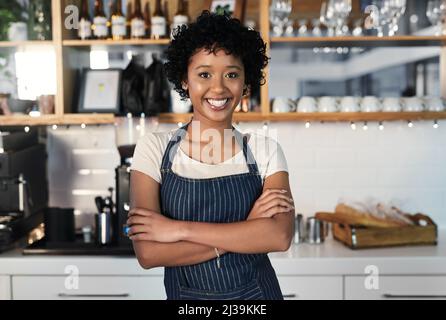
top-left (12, 276), bottom-right (165, 300)
top-left (0, 276), bottom-right (11, 300)
top-left (277, 276), bottom-right (343, 300)
top-left (345, 276), bottom-right (446, 300)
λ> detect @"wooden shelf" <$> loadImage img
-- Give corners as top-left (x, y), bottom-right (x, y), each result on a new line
top-left (0, 40), bottom-right (54, 48)
top-left (154, 112), bottom-right (446, 123)
top-left (0, 114), bottom-right (115, 126)
top-left (156, 112), bottom-right (265, 123)
top-left (266, 111), bottom-right (446, 122)
top-left (62, 39), bottom-right (171, 47)
top-left (270, 35), bottom-right (446, 48)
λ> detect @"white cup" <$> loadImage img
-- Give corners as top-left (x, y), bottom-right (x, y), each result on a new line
top-left (8, 22), bottom-right (28, 41)
top-left (339, 96), bottom-right (360, 113)
top-left (424, 97), bottom-right (445, 112)
top-left (297, 96), bottom-right (317, 113)
top-left (272, 97), bottom-right (294, 113)
top-left (402, 97), bottom-right (424, 112)
top-left (361, 96), bottom-right (381, 112)
top-left (318, 96), bottom-right (338, 113)
top-left (382, 97), bottom-right (402, 112)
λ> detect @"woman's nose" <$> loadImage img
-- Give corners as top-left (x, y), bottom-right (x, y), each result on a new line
top-left (210, 76), bottom-right (226, 93)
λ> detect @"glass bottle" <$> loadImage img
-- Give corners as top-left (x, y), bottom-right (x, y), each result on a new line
top-left (131, 0), bottom-right (145, 39)
top-left (93, 0), bottom-right (108, 39)
top-left (29, 0), bottom-right (52, 40)
top-left (151, 0), bottom-right (167, 39)
top-left (171, 0), bottom-right (189, 38)
top-left (111, 0), bottom-right (126, 40)
top-left (78, 0), bottom-right (92, 40)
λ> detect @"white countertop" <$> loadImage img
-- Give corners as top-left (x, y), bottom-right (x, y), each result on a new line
top-left (1, 230), bottom-right (445, 277)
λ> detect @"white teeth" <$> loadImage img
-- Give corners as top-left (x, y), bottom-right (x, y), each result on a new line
top-left (207, 98), bottom-right (228, 108)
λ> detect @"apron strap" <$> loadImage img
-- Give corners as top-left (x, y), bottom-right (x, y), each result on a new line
top-left (160, 121), bottom-right (260, 175)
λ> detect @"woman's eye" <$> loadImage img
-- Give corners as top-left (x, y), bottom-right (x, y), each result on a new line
top-left (199, 72), bottom-right (210, 79)
top-left (226, 73), bottom-right (239, 79)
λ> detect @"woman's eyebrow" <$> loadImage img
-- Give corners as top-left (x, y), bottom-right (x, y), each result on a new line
top-left (194, 65), bottom-right (242, 70)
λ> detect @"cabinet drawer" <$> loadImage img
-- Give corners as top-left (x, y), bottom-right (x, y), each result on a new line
top-left (345, 276), bottom-right (446, 300)
top-left (277, 276), bottom-right (343, 300)
top-left (12, 276), bottom-right (165, 300)
top-left (0, 276), bottom-right (11, 300)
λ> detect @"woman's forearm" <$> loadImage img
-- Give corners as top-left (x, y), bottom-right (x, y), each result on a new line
top-left (178, 213), bottom-right (294, 254)
top-left (134, 240), bottom-right (224, 269)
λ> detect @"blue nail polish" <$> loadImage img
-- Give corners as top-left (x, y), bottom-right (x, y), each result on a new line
top-left (123, 225), bottom-right (130, 237)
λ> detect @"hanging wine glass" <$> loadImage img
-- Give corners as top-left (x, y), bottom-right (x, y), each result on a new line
top-left (426, 0), bottom-right (445, 36)
top-left (387, 0), bottom-right (406, 36)
top-left (373, 0), bottom-right (394, 37)
top-left (320, 1), bottom-right (337, 37)
top-left (329, 0), bottom-right (352, 36)
top-left (269, 0), bottom-right (293, 37)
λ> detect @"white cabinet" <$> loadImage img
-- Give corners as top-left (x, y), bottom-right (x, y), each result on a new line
top-left (277, 276), bottom-right (343, 300)
top-left (0, 276), bottom-right (11, 300)
top-left (12, 276), bottom-right (166, 300)
top-left (345, 276), bottom-right (446, 300)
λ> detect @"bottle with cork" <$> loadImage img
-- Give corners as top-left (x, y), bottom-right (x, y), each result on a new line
top-left (93, 0), bottom-right (108, 39)
top-left (151, 0), bottom-right (167, 39)
top-left (78, 0), bottom-right (92, 40)
top-left (131, 0), bottom-right (145, 39)
top-left (171, 0), bottom-right (189, 39)
top-left (111, 0), bottom-right (126, 40)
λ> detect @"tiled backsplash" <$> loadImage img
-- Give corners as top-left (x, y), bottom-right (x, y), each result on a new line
top-left (47, 125), bottom-right (120, 227)
top-left (47, 119), bottom-right (446, 228)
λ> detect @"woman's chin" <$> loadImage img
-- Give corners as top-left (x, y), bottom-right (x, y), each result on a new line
top-left (198, 101), bottom-right (236, 122)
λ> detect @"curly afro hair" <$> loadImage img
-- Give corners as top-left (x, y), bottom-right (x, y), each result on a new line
top-left (164, 10), bottom-right (270, 100)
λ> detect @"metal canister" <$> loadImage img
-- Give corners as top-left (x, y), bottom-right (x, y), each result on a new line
top-left (95, 211), bottom-right (112, 245)
top-left (294, 213), bottom-right (305, 244)
top-left (306, 217), bottom-right (325, 244)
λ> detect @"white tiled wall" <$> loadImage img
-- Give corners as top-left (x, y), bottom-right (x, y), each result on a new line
top-left (241, 120), bottom-right (446, 227)
top-left (47, 119), bottom-right (446, 228)
top-left (47, 125), bottom-right (120, 227)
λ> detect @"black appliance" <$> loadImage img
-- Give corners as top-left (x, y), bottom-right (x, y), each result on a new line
top-left (0, 129), bottom-right (47, 252)
top-left (114, 145), bottom-right (135, 247)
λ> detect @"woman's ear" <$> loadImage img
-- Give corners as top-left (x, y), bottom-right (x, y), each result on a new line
top-left (242, 85), bottom-right (250, 97)
top-left (181, 81), bottom-right (188, 91)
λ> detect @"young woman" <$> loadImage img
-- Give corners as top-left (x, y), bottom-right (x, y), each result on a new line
top-left (128, 11), bottom-right (294, 300)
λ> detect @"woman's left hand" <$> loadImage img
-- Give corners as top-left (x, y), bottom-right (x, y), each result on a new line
top-left (127, 208), bottom-right (183, 243)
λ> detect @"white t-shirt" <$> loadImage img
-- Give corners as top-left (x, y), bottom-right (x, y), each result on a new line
top-left (130, 129), bottom-right (288, 184)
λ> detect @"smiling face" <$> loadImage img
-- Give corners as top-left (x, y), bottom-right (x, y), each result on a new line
top-left (182, 47), bottom-right (246, 124)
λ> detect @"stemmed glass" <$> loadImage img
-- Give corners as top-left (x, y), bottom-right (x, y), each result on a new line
top-left (320, 1), bottom-right (337, 37)
top-left (329, 0), bottom-right (352, 36)
top-left (387, 0), bottom-right (407, 36)
top-left (269, 0), bottom-right (293, 37)
top-left (426, 0), bottom-right (446, 36)
top-left (373, 0), bottom-right (395, 37)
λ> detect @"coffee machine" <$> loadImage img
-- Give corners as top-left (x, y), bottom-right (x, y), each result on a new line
top-left (0, 128), bottom-right (48, 252)
top-left (114, 145), bottom-right (135, 247)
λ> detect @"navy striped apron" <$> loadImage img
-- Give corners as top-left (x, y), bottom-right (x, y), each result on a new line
top-left (160, 123), bottom-right (283, 300)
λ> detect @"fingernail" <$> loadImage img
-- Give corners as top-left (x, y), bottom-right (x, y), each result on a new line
top-left (281, 190), bottom-right (287, 193)
top-left (289, 198), bottom-right (294, 203)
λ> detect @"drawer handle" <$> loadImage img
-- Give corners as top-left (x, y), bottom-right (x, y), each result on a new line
top-left (58, 293), bottom-right (130, 298)
top-left (382, 294), bottom-right (446, 299)
top-left (283, 293), bottom-right (298, 298)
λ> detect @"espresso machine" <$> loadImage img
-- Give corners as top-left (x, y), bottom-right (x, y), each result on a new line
top-left (0, 128), bottom-right (48, 252)
top-left (114, 145), bottom-right (135, 247)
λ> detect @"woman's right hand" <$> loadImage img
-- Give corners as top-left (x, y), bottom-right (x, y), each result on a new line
top-left (247, 189), bottom-right (294, 221)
